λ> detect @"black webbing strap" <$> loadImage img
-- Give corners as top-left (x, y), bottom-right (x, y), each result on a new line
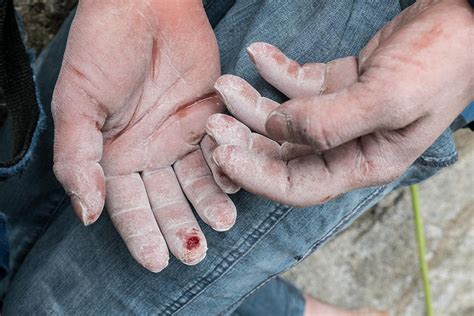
top-left (399, 0), bottom-right (416, 10)
top-left (0, 0), bottom-right (39, 167)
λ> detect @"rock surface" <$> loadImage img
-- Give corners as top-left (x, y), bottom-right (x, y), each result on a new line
top-left (14, 0), bottom-right (76, 53)
top-left (284, 129), bottom-right (474, 316)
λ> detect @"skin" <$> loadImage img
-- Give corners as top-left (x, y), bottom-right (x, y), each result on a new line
top-left (209, 0), bottom-right (473, 207)
top-left (304, 295), bottom-right (388, 316)
top-left (52, 0), bottom-right (237, 272)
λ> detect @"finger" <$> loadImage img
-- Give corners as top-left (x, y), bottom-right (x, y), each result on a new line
top-left (52, 74), bottom-right (107, 225)
top-left (142, 167), bottom-right (207, 265)
top-left (206, 113), bottom-right (251, 147)
top-left (213, 115), bottom-right (436, 207)
top-left (247, 42), bottom-right (359, 98)
top-left (105, 173), bottom-right (169, 272)
top-left (265, 82), bottom-right (411, 151)
top-left (207, 114), bottom-right (282, 158)
top-left (319, 56), bottom-right (359, 94)
top-left (249, 134), bottom-right (281, 159)
top-left (214, 75), bottom-right (279, 135)
top-left (280, 142), bottom-right (316, 161)
top-left (247, 42), bottom-right (325, 98)
top-left (201, 135), bottom-right (240, 194)
top-left (212, 145), bottom-right (347, 207)
top-left (174, 150), bottom-right (237, 231)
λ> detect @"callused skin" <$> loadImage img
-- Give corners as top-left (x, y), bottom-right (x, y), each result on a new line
top-left (210, 0), bottom-right (473, 207)
top-left (52, 0), bottom-right (236, 272)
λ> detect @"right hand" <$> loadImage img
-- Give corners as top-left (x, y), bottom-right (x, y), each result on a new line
top-left (207, 0), bottom-right (472, 207)
top-left (52, 0), bottom-right (236, 272)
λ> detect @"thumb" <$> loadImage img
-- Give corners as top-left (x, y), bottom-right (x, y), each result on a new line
top-left (52, 72), bottom-right (107, 225)
top-left (265, 82), bottom-right (408, 151)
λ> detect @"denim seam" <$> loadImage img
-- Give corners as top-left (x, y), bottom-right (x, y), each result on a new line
top-left (333, 0), bottom-right (355, 58)
top-left (158, 203), bottom-right (294, 315)
top-left (222, 185), bottom-right (387, 314)
top-left (416, 153), bottom-right (458, 168)
top-left (5, 191), bottom-right (67, 289)
top-left (36, 192), bottom-right (68, 238)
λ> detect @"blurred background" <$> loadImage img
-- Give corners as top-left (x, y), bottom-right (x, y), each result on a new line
top-left (14, 1), bottom-right (474, 315)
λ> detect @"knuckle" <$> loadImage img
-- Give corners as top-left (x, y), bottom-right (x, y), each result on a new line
top-left (374, 162), bottom-right (406, 185)
top-left (306, 118), bottom-right (334, 151)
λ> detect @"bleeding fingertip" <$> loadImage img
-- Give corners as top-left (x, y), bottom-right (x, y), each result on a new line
top-left (181, 238), bottom-right (208, 266)
top-left (265, 111), bottom-right (291, 142)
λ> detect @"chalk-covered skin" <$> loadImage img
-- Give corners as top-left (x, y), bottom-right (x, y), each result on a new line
top-left (209, 0), bottom-right (473, 207)
top-left (52, 0), bottom-right (237, 272)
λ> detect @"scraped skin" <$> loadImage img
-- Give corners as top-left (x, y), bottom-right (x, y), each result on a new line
top-left (52, 0), bottom-right (236, 271)
top-left (210, 0), bottom-right (473, 207)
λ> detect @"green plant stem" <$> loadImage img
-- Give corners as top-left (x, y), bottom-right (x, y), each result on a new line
top-left (410, 184), bottom-right (433, 316)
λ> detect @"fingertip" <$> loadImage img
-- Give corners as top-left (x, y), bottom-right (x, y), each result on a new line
top-left (204, 198), bottom-right (237, 232)
top-left (246, 42), bottom-right (272, 61)
top-left (212, 145), bottom-right (235, 168)
top-left (219, 179), bottom-right (241, 194)
top-left (180, 235), bottom-right (208, 266)
top-left (214, 74), bottom-right (237, 96)
top-left (70, 194), bottom-right (103, 226)
top-left (205, 114), bottom-right (251, 147)
top-left (138, 244), bottom-right (170, 273)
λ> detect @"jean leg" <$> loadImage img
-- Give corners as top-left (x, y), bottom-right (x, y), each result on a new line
top-left (0, 9), bottom-right (74, 298)
top-left (232, 278), bottom-right (305, 316)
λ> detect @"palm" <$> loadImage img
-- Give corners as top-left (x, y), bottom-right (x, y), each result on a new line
top-left (53, 1), bottom-right (236, 272)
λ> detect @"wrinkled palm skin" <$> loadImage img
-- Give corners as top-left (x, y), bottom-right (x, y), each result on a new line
top-left (52, 0), bottom-right (227, 272)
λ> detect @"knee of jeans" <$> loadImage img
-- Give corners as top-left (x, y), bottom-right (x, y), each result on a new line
top-left (398, 129), bottom-right (457, 187)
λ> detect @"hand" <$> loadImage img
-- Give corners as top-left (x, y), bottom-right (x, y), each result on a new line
top-left (52, 0), bottom-right (236, 272)
top-left (207, 0), bottom-right (473, 207)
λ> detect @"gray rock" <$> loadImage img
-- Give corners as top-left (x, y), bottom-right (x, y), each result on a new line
top-left (284, 129), bottom-right (474, 316)
top-left (14, 0), bottom-right (77, 53)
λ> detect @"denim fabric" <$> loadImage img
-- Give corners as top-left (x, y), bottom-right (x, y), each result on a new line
top-left (0, 0), bottom-right (458, 315)
top-left (462, 102), bottom-right (474, 125)
top-left (232, 277), bottom-right (305, 316)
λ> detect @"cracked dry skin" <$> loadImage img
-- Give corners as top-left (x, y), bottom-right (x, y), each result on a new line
top-left (51, 0), bottom-right (237, 272)
top-left (209, 0), bottom-right (473, 208)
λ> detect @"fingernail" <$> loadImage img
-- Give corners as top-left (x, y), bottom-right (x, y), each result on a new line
top-left (70, 195), bottom-right (95, 226)
top-left (246, 45), bottom-right (257, 64)
top-left (247, 42), bottom-right (269, 65)
top-left (212, 145), bottom-right (233, 168)
top-left (213, 81), bottom-right (228, 105)
top-left (265, 111), bottom-right (291, 141)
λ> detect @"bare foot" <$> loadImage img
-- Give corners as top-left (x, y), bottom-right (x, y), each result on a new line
top-left (303, 295), bottom-right (388, 316)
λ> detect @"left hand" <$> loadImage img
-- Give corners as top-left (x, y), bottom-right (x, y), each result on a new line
top-left (52, 0), bottom-right (236, 272)
top-left (207, 0), bottom-right (473, 207)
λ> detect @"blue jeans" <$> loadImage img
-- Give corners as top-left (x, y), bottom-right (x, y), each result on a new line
top-left (0, 0), bottom-right (458, 315)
